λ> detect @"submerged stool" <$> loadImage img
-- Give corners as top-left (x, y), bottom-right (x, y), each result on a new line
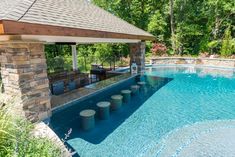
top-left (137, 82), bottom-right (146, 91)
top-left (131, 85), bottom-right (140, 95)
top-left (121, 90), bottom-right (131, 103)
top-left (97, 101), bottom-right (110, 120)
top-left (111, 95), bottom-right (123, 110)
top-left (80, 109), bottom-right (96, 131)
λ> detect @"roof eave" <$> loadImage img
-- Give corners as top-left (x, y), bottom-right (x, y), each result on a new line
top-left (0, 20), bottom-right (155, 41)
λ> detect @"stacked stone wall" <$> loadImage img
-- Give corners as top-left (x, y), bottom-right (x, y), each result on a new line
top-left (0, 41), bottom-right (51, 121)
top-left (130, 41), bottom-right (146, 73)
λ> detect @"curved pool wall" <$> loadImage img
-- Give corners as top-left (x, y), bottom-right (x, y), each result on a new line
top-left (151, 57), bottom-right (235, 68)
top-left (49, 65), bottom-right (235, 157)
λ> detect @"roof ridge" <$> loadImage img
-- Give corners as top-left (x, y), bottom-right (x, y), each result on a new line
top-left (0, 0), bottom-right (36, 21)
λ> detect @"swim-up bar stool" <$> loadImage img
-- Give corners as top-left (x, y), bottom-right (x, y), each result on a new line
top-left (80, 109), bottom-right (96, 131)
top-left (137, 81), bottom-right (146, 91)
top-left (121, 90), bottom-right (131, 103)
top-left (111, 95), bottom-right (123, 110)
top-left (96, 101), bottom-right (111, 120)
top-left (130, 85), bottom-right (140, 95)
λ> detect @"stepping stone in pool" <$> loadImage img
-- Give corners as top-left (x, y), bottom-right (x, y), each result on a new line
top-left (121, 90), bottom-right (131, 103)
top-left (131, 85), bottom-right (140, 95)
top-left (79, 109), bottom-right (96, 131)
top-left (96, 101), bottom-right (110, 120)
top-left (111, 95), bottom-right (123, 110)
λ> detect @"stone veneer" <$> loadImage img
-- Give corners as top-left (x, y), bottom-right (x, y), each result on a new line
top-left (130, 41), bottom-right (146, 73)
top-left (151, 57), bottom-right (235, 68)
top-left (0, 40), bottom-right (51, 122)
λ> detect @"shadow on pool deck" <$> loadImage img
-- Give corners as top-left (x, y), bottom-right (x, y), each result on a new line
top-left (49, 75), bottom-right (173, 146)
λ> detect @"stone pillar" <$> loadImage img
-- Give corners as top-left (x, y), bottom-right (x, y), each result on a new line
top-left (0, 40), bottom-right (51, 122)
top-left (130, 41), bottom-right (146, 74)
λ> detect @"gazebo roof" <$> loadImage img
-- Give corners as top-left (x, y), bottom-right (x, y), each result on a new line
top-left (0, 0), bottom-right (155, 43)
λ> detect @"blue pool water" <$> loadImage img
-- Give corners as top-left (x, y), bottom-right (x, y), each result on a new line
top-left (49, 65), bottom-right (235, 157)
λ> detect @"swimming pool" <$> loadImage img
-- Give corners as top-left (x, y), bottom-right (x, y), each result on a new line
top-left (49, 65), bottom-right (235, 157)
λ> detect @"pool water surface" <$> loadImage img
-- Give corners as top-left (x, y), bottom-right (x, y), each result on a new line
top-left (49, 65), bottom-right (235, 157)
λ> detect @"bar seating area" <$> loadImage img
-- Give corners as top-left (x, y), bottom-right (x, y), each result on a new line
top-left (48, 70), bottom-right (89, 95)
top-left (79, 81), bottom-right (146, 131)
top-left (48, 67), bottom-right (127, 95)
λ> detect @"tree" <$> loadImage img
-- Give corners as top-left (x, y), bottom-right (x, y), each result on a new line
top-left (148, 10), bottom-right (167, 41)
top-left (170, 0), bottom-right (176, 54)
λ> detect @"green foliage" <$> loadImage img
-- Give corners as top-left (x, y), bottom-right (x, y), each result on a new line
top-left (0, 100), bottom-right (62, 157)
top-left (95, 44), bottom-right (113, 63)
top-left (92, 0), bottom-right (234, 56)
top-left (148, 11), bottom-right (167, 41)
top-left (46, 56), bottom-right (72, 73)
top-left (207, 40), bottom-right (220, 49)
top-left (44, 0), bottom-right (235, 65)
top-left (220, 26), bottom-right (234, 56)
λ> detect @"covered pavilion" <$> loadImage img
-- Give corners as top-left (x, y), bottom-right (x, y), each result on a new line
top-left (0, 0), bottom-right (155, 121)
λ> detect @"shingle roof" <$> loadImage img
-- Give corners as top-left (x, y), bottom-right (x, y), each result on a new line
top-left (0, 0), bottom-right (154, 39)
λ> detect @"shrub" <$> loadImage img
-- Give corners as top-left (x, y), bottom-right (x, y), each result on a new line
top-left (151, 42), bottom-right (167, 56)
top-left (220, 26), bottom-right (233, 57)
top-left (0, 97), bottom-right (62, 157)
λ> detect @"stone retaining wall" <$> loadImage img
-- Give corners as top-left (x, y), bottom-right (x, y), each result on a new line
top-left (151, 57), bottom-right (235, 68)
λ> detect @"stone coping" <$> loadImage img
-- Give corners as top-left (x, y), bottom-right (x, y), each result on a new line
top-left (151, 57), bottom-right (235, 68)
top-left (151, 57), bottom-right (235, 61)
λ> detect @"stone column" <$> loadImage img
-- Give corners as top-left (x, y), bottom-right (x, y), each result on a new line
top-left (0, 40), bottom-right (51, 122)
top-left (130, 41), bottom-right (146, 74)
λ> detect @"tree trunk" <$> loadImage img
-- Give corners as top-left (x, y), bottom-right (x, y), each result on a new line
top-left (170, 0), bottom-right (176, 54)
top-left (213, 1), bottom-right (220, 41)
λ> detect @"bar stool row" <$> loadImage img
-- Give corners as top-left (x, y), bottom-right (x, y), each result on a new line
top-left (79, 82), bottom-right (146, 131)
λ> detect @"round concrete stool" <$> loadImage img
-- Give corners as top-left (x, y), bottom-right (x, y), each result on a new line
top-left (96, 101), bottom-right (110, 120)
top-left (80, 109), bottom-right (96, 131)
top-left (137, 81), bottom-right (146, 91)
top-left (131, 85), bottom-right (140, 95)
top-left (111, 95), bottom-right (123, 110)
top-left (121, 90), bottom-right (131, 103)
